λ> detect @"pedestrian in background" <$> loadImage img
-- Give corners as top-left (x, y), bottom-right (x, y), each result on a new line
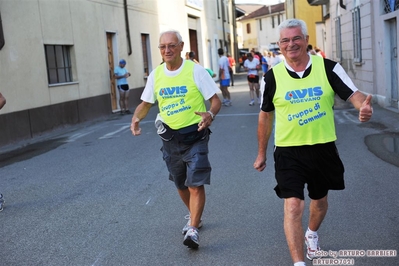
top-left (243, 53), bottom-right (261, 106)
top-left (251, 49), bottom-right (260, 60)
top-left (131, 30), bottom-right (221, 249)
top-left (218, 48), bottom-right (232, 106)
top-left (0, 92), bottom-right (6, 212)
top-left (307, 44), bottom-right (317, 55)
top-left (187, 51), bottom-right (215, 77)
top-left (314, 46), bottom-right (326, 58)
top-left (268, 51), bottom-right (282, 69)
top-left (114, 59), bottom-right (132, 114)
top-left (254, 19), bottom-right (373, 266)
top-left (188, 51), bottom-right (200, 64)
top-left (261, 51), bottom-right (269, 74)
top-left (227, 53), bottom-right (236, 86)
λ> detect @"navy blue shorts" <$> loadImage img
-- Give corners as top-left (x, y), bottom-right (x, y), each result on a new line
top-left (161, 131), bottom-right (211, 189)
top-left (273, 142), bottom-right (345, 200)
top-left (117, 84), bottom-right (129, 91)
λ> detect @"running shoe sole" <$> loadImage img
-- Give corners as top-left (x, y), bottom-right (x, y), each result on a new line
top-left (183, 235), bottom-right (199, 249)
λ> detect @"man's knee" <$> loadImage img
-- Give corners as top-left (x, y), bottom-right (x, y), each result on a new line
top-left (285, 197), bottom-right (304, 217)
top-left (311, 195), bottom-right (328, 211)
top-left (188, 185), bottom-right (204, 195)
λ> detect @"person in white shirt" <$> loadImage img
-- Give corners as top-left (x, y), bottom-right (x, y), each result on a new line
top-left (218, 48), bottom-right (232, 106)
top-left (243, 53), bottom-right (261, 106)
top-left (131, 30), bottom-right (221, 250)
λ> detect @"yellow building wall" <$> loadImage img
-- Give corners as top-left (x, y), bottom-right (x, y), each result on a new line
top-left (284, 0), bottom-right (323, 48)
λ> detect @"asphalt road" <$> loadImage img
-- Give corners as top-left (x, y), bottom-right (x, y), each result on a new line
top-left (0, 73), bottom-right (398, 266)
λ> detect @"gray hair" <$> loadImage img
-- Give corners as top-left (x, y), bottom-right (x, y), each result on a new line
top-left (159, 30), bottom-right (183, 43)
top-left (278, 19), bottom-right (308, 37)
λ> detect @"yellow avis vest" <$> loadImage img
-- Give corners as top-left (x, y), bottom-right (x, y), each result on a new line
top-left (154, 60), bottom-right (205, 130)
top-left (273, 56), bottom-right (337, 146)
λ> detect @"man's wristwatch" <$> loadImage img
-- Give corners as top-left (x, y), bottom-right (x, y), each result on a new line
top-left (207, 110), bottom-right (215, 120)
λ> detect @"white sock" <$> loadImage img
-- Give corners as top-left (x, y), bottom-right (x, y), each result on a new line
top-left (294, 262), bottom-right (306, 266)
top-left (306, 227), bottom-right (318, 237)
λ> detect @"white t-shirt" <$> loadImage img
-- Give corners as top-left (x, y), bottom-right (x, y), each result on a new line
top-left (270, 56), bottom-right (282, 67)
top-left (141, 59), bottom-right (220, 103)
top-left (218, 55), bottom-right (231, 80)
top-left (244, 58), bottom-right (260, 76)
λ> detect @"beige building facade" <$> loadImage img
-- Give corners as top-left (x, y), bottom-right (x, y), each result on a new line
top-left (238, 3), bottom-right (286, 52)
top-left (0, 0), bottom-right (236, 146)
top-left (313, 0), bottom-right (398, 111)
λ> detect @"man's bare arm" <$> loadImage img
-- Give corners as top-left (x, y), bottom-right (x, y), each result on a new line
top-left (253, 110), bottom-right (274, 172)
top-left (130, 102), bottom-right (152, 136)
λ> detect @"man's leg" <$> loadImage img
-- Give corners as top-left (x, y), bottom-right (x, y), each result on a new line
top-left (284, 197), bottom-right (305, 263)
top-left (178, 188), bottom-right (190, 210)
top-left (304, 195), bottom-right (328, 261)
top-left (188, 185), bottom-right (205, 228)
top-left (124, 91), bottom-right (131, 113)
top-left (225, 87), bottom-right (231, 101)
top-left (308, 195), bottom-right (328, 231)
top-left (183, 185), bottom-right (205, 249)
top-left (220, 85), bottom-right (227, 99)
top-left (119, 90), bottom-right (126, 112)
top-left (220, 85), bottom-right (231, 105)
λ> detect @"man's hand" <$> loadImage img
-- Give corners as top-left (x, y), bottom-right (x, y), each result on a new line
top-left (131, 117), bottom-right (142, 136)
top-left (359, 94), bottom-right (373, 122)
top-left (195, 111), bottom-right (213, 131)
top-left (253, 155), bottom-right (266, 172)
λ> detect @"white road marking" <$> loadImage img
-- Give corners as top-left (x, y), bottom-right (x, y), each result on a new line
top-left (63, 131), bottom-right (94, 142)
top-left (99, 125), bottom-right (131, 139)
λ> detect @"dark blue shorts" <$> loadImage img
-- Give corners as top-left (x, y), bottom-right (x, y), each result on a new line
top-left (273, 142), bottom-right (345, 200)
top-left (161, 131), bottom-right (211, 189)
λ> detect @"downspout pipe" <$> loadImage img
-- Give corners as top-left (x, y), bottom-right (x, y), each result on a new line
top-left (124, 0), bottom-right (132, 55)
top-left (0, 12), bottom-right (4, 50)
top-left (221, 0), bottom-right (226, 50)
top-left (232, 0), bottom-right (239, 71)
top-left (339, 0), bottom-right (346, 9)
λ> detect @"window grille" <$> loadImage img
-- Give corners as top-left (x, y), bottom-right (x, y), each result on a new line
top-left (335, 16), bottom-right (342, 61)
top-left (44, 45), bottom-right (73, 84)
top-left (352, 6), bottom-right (362, 63)
top-left (141, 34), bottom-right (149, 76)
top-left (383, 0), bottom-right (399, 13)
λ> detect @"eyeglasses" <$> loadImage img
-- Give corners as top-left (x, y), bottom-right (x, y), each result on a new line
top-left (158, 42), bottom-right (181, 51)
top-left (278, 36), bottom-right (304, 46)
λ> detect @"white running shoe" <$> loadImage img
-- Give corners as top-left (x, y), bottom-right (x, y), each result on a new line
top-left (182, 214), bottom-right (203, 235)
top-left (183, 227), bottom-right (199, 249)
top-left (249, 100), bottom-right (255, 106)
top-left (305, 233), bottom-right (321, 260)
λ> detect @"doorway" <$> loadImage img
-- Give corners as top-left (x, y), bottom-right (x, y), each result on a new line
top-left (106, 32), bottom-right (119, 112)
top-left (189, 29), bottom-right (199, 63)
